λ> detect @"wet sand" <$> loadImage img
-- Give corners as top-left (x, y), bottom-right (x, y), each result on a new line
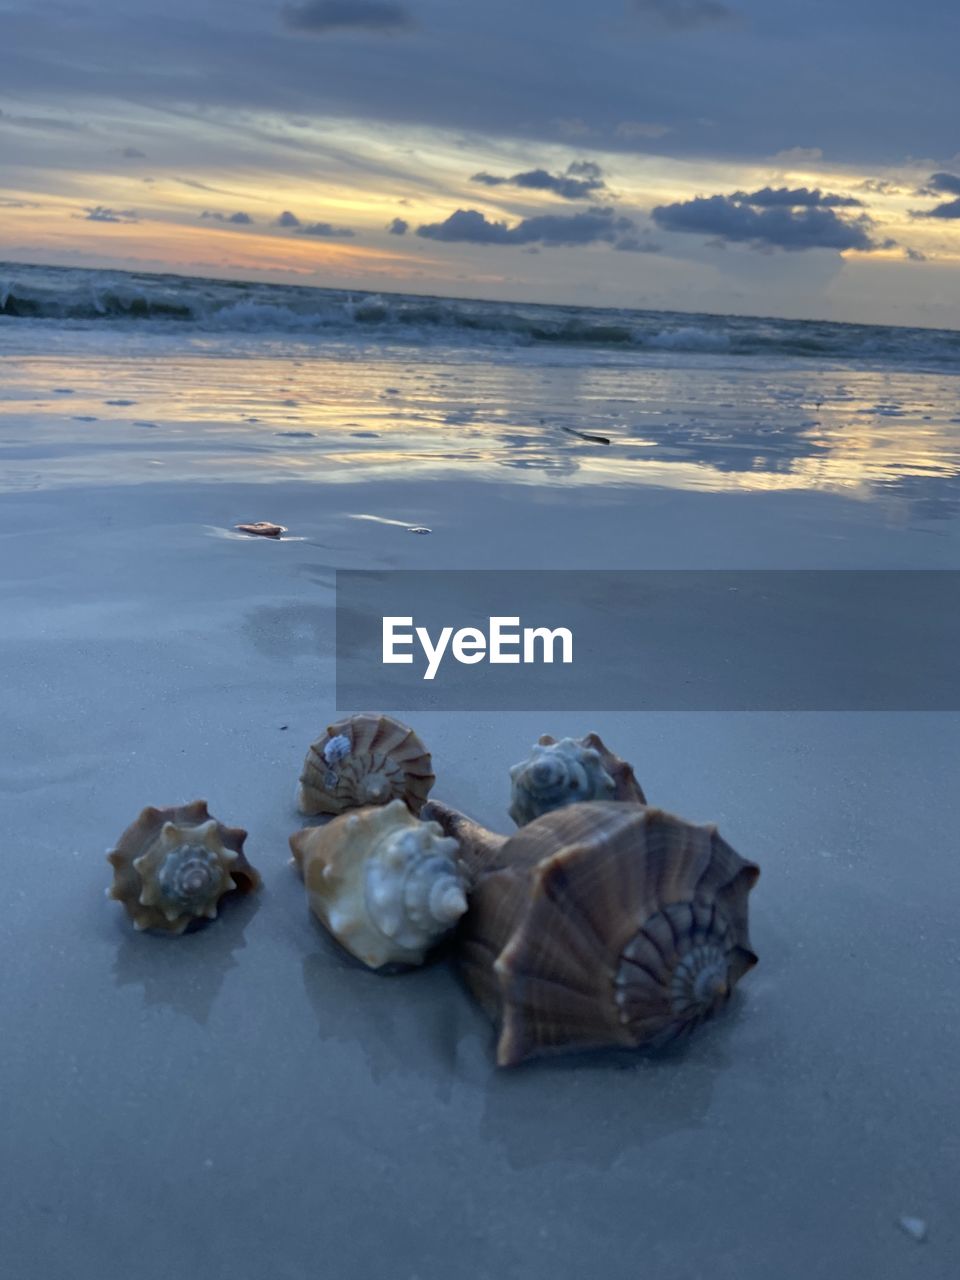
top-left (1, 343), bottom-right (958, 1279)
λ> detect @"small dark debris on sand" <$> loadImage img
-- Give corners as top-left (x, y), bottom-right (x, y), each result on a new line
top-left (235, 522), bottom-right (287, 538)
top-left (563, 426), bottom-right (611, 445)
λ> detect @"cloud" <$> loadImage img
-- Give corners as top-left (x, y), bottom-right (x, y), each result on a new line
top-left (926, 172), bottom-right (960, 196)
top-left (615, 121), bottom-right (671, 141)
top-left (471, 161), bottom-right (606, 201)
top-left (732, 186), bottom-right (863, 209)
top-left (905, 247), bottom-right (927, 261)
top-left (772, 146), bottom-right (823, 165)
top-left (201, 209), bottom-right (254, 224)
top-left (416, 205), bottom-right (641, 250)
top-left (651, 193), bottom-right (889, 251)
top-left (614, 234), bottom-right (662, 253)
top-left (858, 178), bottom-right (906, 195)
top-left (274, 210), bottom-right (302, 227)
top-left (281, 0), bottom-right (413, 34)
top-left (919, 197), bottom-right (960, 220)
top-left (296, 220), bottom-right (355, 236)
top-left (79, 206), bottom-right (139, 223)
top-left (388, 217), bottom-right (408, 234)
top-left (0, 109), bottom-right (89, 133)
top-left (118, 146), bottom-right (146, 159)
top-left (630, 0), bottom-right (736, 31)
top-left (911, 172), bottom-right (960, 218)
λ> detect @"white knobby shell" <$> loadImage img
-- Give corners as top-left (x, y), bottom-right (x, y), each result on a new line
top-left (509, 736), bottom-right (616, 825)
top-left (290, 798), bottom-right (466, 968)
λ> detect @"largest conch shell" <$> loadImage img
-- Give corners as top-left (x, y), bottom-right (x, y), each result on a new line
top-left (422, 799), bottom-right (759, 1067)
top-left (106, 801), bottom-right (261, 935)
top-left (290, 799), bottom-right (467, 968)
top-left (298, 714), bottom-right (434, 816)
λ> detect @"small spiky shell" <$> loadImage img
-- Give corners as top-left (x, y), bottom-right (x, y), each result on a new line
top-left (297, 714), bottom-right (434, 817)
top-left (290, 799), bottom-right (467, 969)
top-left (422, 799), bottom-right (758, 1067)
top-left (106, 801), bottom-right (260, 935)
top-left (508, 732), bottom-right (646, 826)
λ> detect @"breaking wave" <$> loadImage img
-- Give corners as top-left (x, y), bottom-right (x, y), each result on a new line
top-left (2, 261), bottom-right (959, 370)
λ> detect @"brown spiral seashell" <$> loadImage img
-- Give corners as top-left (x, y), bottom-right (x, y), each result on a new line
top-left (106, 800), bottom-right (260, 935)
top-left (297, 714), bottom-right (434, 817)
top-left (422, 799), bottom-right (759, 1067)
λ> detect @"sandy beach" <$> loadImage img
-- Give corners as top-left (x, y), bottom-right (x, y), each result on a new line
top-left (1, 294), bottom-right (958, 1279)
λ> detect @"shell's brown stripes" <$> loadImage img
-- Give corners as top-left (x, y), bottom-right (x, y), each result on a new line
top-left (297, 714), bottom-right (435, 816)
top-left (425, 799), bottom-right (759, 1067)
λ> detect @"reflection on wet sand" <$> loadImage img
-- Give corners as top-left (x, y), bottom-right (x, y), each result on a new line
top-left (1, 353), bottom-right (958, 523)
top-left (300, 944), bottom-right (485, 1099)
top-left (111, 891), bottom-right (260, 1025)
top-left (299, 925), bottom-right (752, 1171)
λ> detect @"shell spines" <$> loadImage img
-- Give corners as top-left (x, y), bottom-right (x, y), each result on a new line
top-left (290, 798), bottom-right (467, 968)
top-left (106, 801), bottom-right (260, 935)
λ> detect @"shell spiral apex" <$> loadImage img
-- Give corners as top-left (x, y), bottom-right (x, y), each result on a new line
top-left (424, 799), bottom-right (758, 1067)
top-left (298, 714), bottom-right (434, 817)
top-left (289, 798), bottom-right (467, 969)
top-left (508, 732), bottom-right (646, 826)
top-left (106, 801), bottom-right (260, 935)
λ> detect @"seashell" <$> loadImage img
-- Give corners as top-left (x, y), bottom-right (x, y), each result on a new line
top-left (297, 713), bottom-right (434, 817)
top-left (290, 798), bottom-right (467, 969)
top-left (235, 522), bottom-right (286, 538)
top-left (421, 799), bottom-right (759, 1067)
top-left (508, 732), bottom-right (646, 826)
top-left (106, 800), bottom-right (260, 935)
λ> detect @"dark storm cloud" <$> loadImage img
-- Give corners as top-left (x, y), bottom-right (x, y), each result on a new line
top-left (652, 194), bottom-right (889, 251)
top-left (79, 206), bottom-right (139, 222)
top-left (733, 186), bottom-right (863, 209)
top-left (417, 205), bottom-right (640, 249)
top-left (471, 161), bottom-right (607, 201)
top-left (296, 220), bottom-right (355, 236)
top-left (274, 210), bottom-right (302, 227)
top-left (281, 0), bottom-right (414, 34)
top-left (388, 217), bottom-right (409, 234)
top-left (630, 0), bottom-right (736, 30)
top-left (201, 209), bottom-right (254, 224)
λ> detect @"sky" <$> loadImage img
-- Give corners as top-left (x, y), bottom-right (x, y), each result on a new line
top-left (1, 0), bottom-right (959, 327)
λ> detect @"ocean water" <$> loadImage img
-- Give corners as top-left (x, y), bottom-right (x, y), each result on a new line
top-left (4, 259), bottom-right (960, 367)
top-left (1, 260), bottom-right (959, 527)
